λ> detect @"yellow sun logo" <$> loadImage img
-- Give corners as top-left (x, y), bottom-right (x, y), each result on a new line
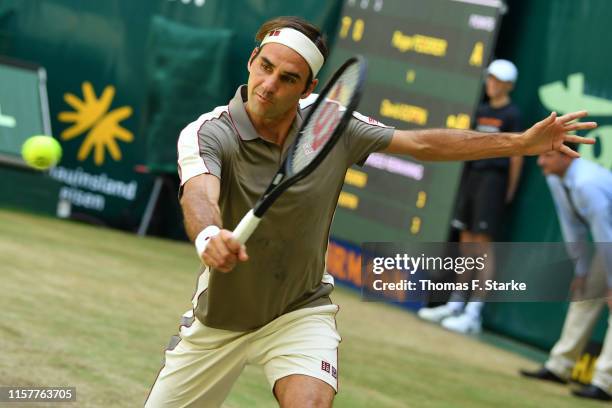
top-left (58, 81), bottom-right (134, 166)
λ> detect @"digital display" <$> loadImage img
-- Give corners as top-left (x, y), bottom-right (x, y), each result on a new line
top-left (328, 0), bottom-right (504, 243)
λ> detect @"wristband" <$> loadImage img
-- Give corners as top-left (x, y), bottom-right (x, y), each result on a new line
top-left (195, 225), bottom-right (221, 257)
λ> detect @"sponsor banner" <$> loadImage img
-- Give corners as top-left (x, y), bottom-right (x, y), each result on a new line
top-left (326, 238), bottom-right (423, 311)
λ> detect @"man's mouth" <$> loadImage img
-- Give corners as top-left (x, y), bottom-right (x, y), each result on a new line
top-left (256, 93), bottom-right (272, 104)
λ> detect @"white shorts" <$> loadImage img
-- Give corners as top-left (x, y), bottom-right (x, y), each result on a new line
top-left (145, 304), bottom-right (341, 408)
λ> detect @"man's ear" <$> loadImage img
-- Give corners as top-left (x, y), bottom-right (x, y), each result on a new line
top-left (302, 78), bottom-right (318, 98)
top-left (247, 47), bottom-right (259, 71)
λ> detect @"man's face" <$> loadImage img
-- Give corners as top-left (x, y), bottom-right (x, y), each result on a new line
top-left (246, 43), bottom-right (314, 120)
top-left (537, 150), bottom-right (572, 176)
top-left (485, 75), bottom-right (513, 100)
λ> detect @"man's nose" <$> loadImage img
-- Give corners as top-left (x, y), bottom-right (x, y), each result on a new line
top-left (261, 74), bottom-right (279, 93)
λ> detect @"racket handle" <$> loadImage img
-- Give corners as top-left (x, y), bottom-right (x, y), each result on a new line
top-left (232, 209), bottom-right (261, 244)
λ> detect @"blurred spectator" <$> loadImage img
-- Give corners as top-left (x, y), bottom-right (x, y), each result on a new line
top-left (521, 145), bottom-right (612, 402)
top-left (418, 59), bottom-right (523, 334)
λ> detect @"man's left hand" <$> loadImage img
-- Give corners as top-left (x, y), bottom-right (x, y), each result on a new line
top-left (522, 111), bottom-right (597, 157)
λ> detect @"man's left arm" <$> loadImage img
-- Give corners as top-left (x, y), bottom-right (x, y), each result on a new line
top-left (382, 111), bottom-right (596, 160)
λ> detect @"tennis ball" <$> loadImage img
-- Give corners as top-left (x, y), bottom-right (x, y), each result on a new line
top-left (21, 135), bottom-right (63, 170)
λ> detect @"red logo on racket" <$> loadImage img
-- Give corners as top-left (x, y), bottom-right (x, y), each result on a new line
top-left (311, 83), bottom-right (343, 151)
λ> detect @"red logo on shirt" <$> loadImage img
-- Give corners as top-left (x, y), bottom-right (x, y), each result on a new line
top-left (321, 361), bottom-right (337, 378)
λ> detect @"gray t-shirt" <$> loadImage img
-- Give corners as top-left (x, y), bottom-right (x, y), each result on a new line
top-left (178, 86), bottom-right (394, 331)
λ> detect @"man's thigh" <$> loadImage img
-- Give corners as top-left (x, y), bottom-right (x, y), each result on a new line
top-left (249, 305), bottom-right (341, 406)
top-left (145, 312), bottom-right (250, 407)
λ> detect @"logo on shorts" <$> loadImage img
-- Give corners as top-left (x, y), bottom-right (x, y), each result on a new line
top-left (321, 360), bottom-right (337, 379)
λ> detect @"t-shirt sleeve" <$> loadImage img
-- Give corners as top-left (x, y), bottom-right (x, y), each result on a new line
top-left (177, 114), bottom-right (224, 193)
top-left (344, 111), bottom-right (395, 166)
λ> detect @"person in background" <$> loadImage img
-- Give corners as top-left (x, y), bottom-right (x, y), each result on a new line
top-left (520, 145), bottom-right (612, 402)
top-left (418, 59), bottom-right (523, 334)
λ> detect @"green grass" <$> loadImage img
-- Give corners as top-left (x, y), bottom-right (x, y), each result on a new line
top-left (0, 208), bottom-right (605, 407)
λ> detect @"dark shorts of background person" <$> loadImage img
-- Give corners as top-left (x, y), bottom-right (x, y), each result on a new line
top-left (451, 168), bottom-right (508, 239)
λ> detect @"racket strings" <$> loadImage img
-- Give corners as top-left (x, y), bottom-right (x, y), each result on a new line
top-left (291, 63), bottom-right (361, 174)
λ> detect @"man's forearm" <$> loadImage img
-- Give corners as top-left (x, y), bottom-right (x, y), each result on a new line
top-left (181, 196), bottom-right (222, 241)
top-left (180, 176), bottom-right (223, 242)
top-left (384, 129), bottom-right (524, 161)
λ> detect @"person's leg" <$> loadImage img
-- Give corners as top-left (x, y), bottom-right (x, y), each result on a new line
top-left (456, 231), bottom-right (493, 293)
top-left (423, 169), bottom-right (479, 319)
top-left (543, 300), bottom-right (604, 379)
top-left (581, 253), bottom-right (612, 394)
top-left (440, 230), bottom-right (491, 333)
top-left (442, 170), bottom-right (506, 334)
top-left (460, 169), bottom-right (506, 300)
top-left (274, 375), bottom-right (335, 408)
top-left (248, 304), bottom-right (340, 408)
top-left (545, 254), bottom-right (607, 379)
top-left (417, 230), bottom-right (473, 323)
top-left (591, 313), bottom-right (612, 395)
top-left (145, 311), bottom-right (250, 407)
top-left (463, 232), bottom-right (493, 319)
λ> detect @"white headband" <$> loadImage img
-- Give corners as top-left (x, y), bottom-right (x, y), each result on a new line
top-left (260, 27), bottom-right (324, 77)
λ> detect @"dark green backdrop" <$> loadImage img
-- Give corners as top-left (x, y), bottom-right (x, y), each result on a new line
top-left (0, 0), bottom-right (342, 232)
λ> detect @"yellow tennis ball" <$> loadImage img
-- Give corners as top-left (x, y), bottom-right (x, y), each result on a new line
top-left (21, 135), bottom-right (63, 170)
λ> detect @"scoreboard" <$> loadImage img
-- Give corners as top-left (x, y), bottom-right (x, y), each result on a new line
top-left (328, 0), bottom-right (505, 243)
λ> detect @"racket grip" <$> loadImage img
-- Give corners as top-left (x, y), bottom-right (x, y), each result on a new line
top-left (232, 209), bottom-right (261, 244)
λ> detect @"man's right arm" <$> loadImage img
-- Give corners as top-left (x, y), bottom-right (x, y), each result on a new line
top-left (180, 174), bottom-right (248, 271)
top-left (181, 173), bottom-right (222, 241)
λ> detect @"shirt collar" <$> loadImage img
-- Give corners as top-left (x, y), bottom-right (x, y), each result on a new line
top-left (562, 158), bottom-right (581, 189)
top-left (227, 85), bottom-right (303, 142)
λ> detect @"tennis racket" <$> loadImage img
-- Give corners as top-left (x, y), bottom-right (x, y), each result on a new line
top-left (232, 55), bottom-right (367, 244)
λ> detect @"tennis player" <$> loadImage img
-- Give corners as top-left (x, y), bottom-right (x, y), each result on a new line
top-left (145, 16), bottom-right (597, 408)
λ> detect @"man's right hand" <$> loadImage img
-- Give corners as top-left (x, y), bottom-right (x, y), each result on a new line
top-left (201, 230), bottom-right (249, 272)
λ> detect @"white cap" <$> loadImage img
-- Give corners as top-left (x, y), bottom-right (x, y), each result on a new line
top-left (260, 27), bottom-right (325, 77)
top-left (487, 59), bottom-right (518, 83)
